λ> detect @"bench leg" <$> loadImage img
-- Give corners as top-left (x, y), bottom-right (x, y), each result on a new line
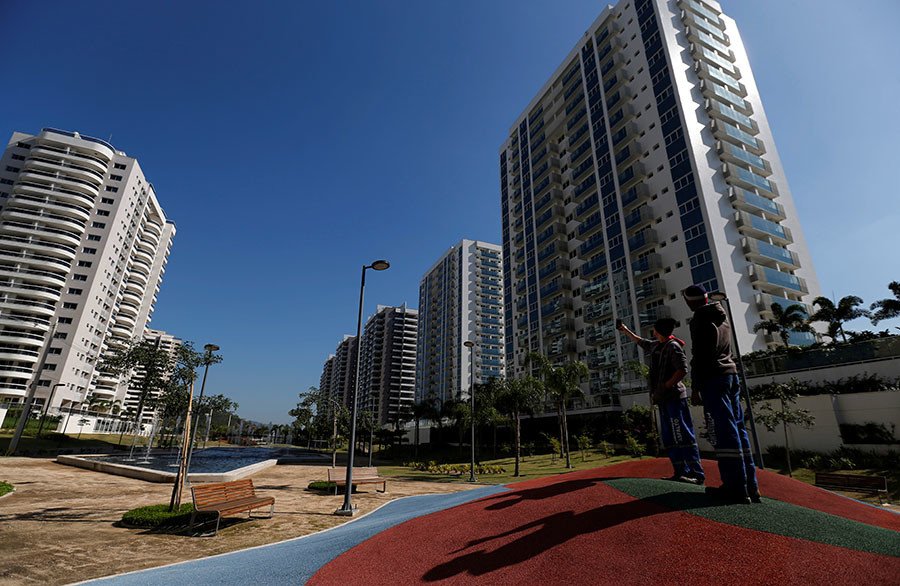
top-left (269, 503), bottom-right (274, 518)
top-left (214, 514), bottom-right (221, 536)
top-left (189, 511), bottom-right (196, 532)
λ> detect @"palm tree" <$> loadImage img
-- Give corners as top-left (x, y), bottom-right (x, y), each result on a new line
top-left (809, 295), bottom-right (871, 342)
top-left (753, 303), bottom-right (813, 347)
top-left (409, 397), bottom-right (437, 460)
top-left (526, 352), bottom-right (588, 469)
top-left (871, 281), bottom-right (900, 325)
top-left (497, 376), bottom-right (544, 477)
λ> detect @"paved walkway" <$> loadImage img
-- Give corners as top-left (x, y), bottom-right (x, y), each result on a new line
top-left (79, 485), bottom-right (508, 586)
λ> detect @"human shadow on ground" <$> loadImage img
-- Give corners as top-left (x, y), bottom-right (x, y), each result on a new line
top-left (476, 476), bottom-right (618, 511)
top-left (0, 506), bottom-right (117, 523)
top-left (424, 490), bottom-right (724, 582)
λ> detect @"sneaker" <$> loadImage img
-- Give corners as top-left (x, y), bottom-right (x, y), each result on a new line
top-left (705, 485), bottom-right (751, 505)
top-left (749, 490), bottom-right (762, 504)
top-left (676, 475), bottom-right (704, 485)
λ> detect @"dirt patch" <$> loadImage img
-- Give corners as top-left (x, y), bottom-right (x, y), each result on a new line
top-left (0, 457), bottom-right (475, 585)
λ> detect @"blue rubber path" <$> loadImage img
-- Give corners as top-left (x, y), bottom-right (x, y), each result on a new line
top-left (79, 485), bottom-right (507, 586)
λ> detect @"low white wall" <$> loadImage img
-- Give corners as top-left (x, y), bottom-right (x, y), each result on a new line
top-left (746, 359), bottom-right (900, 387)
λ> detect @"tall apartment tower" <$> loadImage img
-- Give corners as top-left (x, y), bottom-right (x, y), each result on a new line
top-left (0, 128), bottom-right (175, 411)
top-left (500, 0), bottom-right (821, 409)
top-left (123, 328), bottom-right (181, 424)
top-left (416, 240), bottom-right (505, 405)
top-left (359, 304), bottom-right (418, 427)
top-left (324, 335), bottom-right (358, 410)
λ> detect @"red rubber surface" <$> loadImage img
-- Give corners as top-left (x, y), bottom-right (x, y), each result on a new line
top-left (309, 459), bottom-right (900, 585)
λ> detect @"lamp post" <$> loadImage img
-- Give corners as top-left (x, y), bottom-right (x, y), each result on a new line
top-left (464, 340), bottom-right (476, 483)
top-left (37, 383), bottom-right (66, 436)
top-left (336, 259), bottom-right (390, 516)
top-left (708, 291), bottom-right (764, 469)
top-left (184, 344), bottom-right (220, 481)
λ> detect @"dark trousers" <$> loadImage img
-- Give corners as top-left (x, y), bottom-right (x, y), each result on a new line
top-left (702, 373), bottom-right (758, 496)
top-left (659, 398), bottom-right (704, 480)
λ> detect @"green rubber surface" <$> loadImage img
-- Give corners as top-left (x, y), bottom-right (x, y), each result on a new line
top-left (605, 478), bottom-right (900, 558)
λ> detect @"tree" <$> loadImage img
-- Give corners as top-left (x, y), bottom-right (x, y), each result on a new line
top-left (870, 281), bottom-right (900, 325)
top-left (526, 352), bottom-right (589, 469)
top-left (496, 376), bottom-right (544, 477)
top-left (754, 378), bottom-right (815, 477)
top-left (753, 303), bottom-right (813, 347)
top-left (409, 397), bottom-right (438, 460)
top-left (809, 296), bottom-right (871, 343)
top-left (476, 377), bottom-right (506, 459)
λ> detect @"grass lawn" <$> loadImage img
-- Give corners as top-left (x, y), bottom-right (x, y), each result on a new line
top-left (765, 465), bottom-right (897, 506)
top-left (379, 448), bottom-right (644, 486)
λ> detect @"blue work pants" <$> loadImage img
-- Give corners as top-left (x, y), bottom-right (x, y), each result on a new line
top-left (659, 397), bottom-right (704, 480)
top-left (702, 374), bottom-right (758, 496)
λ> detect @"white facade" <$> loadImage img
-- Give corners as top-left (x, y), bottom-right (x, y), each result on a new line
top-left (320, 335), bottom-right (357, 410)
top-left (360, 304), bottom-right (418, 427)
top-left (121, 328), bottom-right (181, 424)
top-left (499, 0), bottom-right (821, 410)
top-left (0, 128), bottom-right (175, 412)
top-left (416, 240), bottom-right (505, 404)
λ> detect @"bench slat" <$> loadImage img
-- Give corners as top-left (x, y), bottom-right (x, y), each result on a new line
top-left (814, 472), bottom-right (887, 492)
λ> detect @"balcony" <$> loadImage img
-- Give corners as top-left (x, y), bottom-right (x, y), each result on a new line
top-left (585, 300), bottom-right (613, 321)
top-left (748, 264), bottom-right (809, 295)
top-left (639, 305), bottom-right (673, 326)
top-left (678, 0), bottom-right (725, 29)
top-left (632, 253), bottom-right (664, 275)
top-left (536, 222), bottom-right (565, 246)
top-left (755, 293), bottom-right (811, 319)
top-left (538, 258), bottom-right (570, 280)
top-left (708, 100), bottom-right (758, 134)
top-left (695, 61), bottom-right (745, 97)
top-left (540, 278), bottom-right (571, 298)
top-left (700, 79), bottom-right (749, 114)
top-left (540, 297), bottom-right (572, 318)
top-left (682, 10), bottom-right (728, 43)
top-left (582, 255), bottom-right (608, 277)
top-left (617, 162), bottom-right (645, 190)
top-left (724, 163), bottom-right (777, 196)
top-left (735, 211), bottom-right (792, 246)
top-left (620, 184), bottom-right (650, 210)
top-left (718, 142), bottom-right (771, 176)
top-left (545, 317), bottom-right (573, 335)
top-left (585, 325), bottom-right (615, 345)
top-left (609, 103), bottom-right (637, 132)
top-left (547, 337), bottom-right (575, 356)
top-left (614, 140), bottom-right (643, 168)
top-left (579, 234), bottom-right (605, 257)
top-left (627, 229), bottom-right (659, 254)
top-left (583, 276), bottom-right (610, 299)
top-left (729, 187), bottom-right (785, 220)
top-left (623, 206), bottom-right (654, 230)
top-left (634, 279), bottom-right (667, 301)
top-left (743, 237), bottom-right (800, 270)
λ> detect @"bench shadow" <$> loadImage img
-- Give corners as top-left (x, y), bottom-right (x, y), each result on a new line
top-left (0, 507), bottom-right (118, 523)
top-left (424, 491), bottom-right (726, 582)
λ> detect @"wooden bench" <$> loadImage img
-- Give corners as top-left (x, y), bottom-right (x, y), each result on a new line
top-left (190, 479), bottom-right (274, 535)
top-left (814, 472), bottom-right (888, 494)
top-left (327, 467), bottom-right (387, 495)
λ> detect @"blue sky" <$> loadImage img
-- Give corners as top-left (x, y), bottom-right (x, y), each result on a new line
top-left (1, 1), bottom-right (898, 423)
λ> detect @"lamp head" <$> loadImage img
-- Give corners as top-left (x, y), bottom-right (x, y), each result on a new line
top-left (204, 343), bottom-right (220, 353)
top-left (370, 260), bottom-right (390, 271)
top-left (463, 340), bottom-right (475, 348)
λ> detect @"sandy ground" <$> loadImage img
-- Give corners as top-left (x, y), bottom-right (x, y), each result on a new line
top-left (0, 457), bottom-right (475, 585)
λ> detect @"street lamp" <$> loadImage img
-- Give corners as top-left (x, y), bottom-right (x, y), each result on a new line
top-left (5, 318), bottom-right (56, 456)
top-left (37, 383), bottom-right (66, 436)
top-left (464, 340), bottom-right (476, 483)
top-left (184, 343), bottom-right (220, 480)
top-left (336, 259), bottom-right (390, 516)
top-left (708, 291), bottom-right (764, 469)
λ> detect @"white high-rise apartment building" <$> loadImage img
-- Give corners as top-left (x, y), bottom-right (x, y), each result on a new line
top-left (500, 0), bottom-right (821, 409)
top-left (359, 304), bottom-right (418, 427)
top-left (319, 335), bottom-right (358, 410)
top-left (0, 128), bottom-right (175, 412)
top-left (416, 240), bottom-right (505, 405)
top-left (123, 328), bottom-right (181, 424)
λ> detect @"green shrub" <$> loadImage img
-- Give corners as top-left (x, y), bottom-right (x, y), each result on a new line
top-left (307, 481), bottom-right (337, 491)
top-left (624, 433), bottom-right (646, 457)
top-left (0, 481), bottom-right (12, 497)
top-left (598, 440), bottom-right (612, 457)
top-left (406, 462), bottom-right (505, 475)
top-left (120, 504), bottom-right (206, 528)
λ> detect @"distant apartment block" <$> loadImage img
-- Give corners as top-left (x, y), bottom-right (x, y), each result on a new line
top-left (500, 0), bottom-right (821, 409)
top-left (0, 128), bottom-right (175, 412)
top-left (416, 240), bottom-right (505, 405)
top-left (359, 304), bottom-right (418, 427)
top-left (122, 328), bottom-right (181, 424)
top-left (319, 335), bottom-right (358, 411)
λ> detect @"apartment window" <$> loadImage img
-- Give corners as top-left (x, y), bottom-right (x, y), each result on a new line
top-left (11, 154), bottom-right (25, 161)
top-left (105, 186), bottom-right (118, 192)
top-left (53, 332), bottom-right (68, 339)
top-left (77, 261), bottom-right (93, 267)
top-left (5, 166), bottom-right (20, 173)
top-left (101, 198), bottom-right (114, 204)
top-left (92, 222), bottom-right (106, 229)
top-left (68, 288), bottom-right (83, 295)
top-left (110, 174), bottom-right (123, 181)
top-left (48, 347), bottom-right (62, 355)
top-left (73, 274), bottom-right (88, 281)
top-left (114, 163), bottom-right (126, 170)
top-left (97, 210), bottom-right (110, 217)
top-left (83, 247), bottom-right (97, 254)
top-left (62, 302), bottom-right (78, 309)
top-left (58, 317), bottom-right (73, 324)
top-left (0, 179), bottom-right (13, 185)
top-left (87, 234), bottom-right (101, 241)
